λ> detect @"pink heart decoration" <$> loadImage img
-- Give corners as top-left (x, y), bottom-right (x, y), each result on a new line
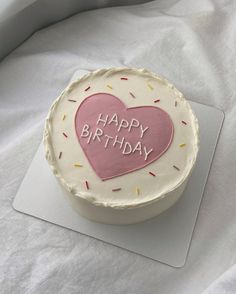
top-left (75, 93), bottom-right (174, 180)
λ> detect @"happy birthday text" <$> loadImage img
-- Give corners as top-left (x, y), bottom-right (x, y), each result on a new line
top-left (80, 113), bottom-right (153, 161)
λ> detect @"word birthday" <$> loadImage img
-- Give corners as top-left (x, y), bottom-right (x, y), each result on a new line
top-left (80, 113), bottom-right (154, 161)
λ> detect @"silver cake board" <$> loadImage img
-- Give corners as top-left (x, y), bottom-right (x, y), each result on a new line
top-left (13, 102), bottom-right (224, 268)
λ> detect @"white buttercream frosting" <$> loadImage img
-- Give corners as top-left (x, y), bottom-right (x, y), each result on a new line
top-left (44, 68), bottom-right (199, 209)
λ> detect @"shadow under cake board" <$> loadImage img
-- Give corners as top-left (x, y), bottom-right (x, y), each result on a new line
top-left (13, 101), bottom-right (224, 267)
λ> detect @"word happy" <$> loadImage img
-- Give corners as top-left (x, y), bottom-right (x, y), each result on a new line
top-left (80, 113), bottom-right (153, 161)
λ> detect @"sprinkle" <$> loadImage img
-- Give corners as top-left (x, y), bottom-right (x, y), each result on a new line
top-left (74, 163), bottom-right (83, 167)
top-left (85, 181), bottom-right (89, 190)
top-left (129, 92), bottom-right (136, 98)
top-left (149, 172), bottom-right (156, 177)
top-left (62, 114), bottom-right (66, 121)
top-left (182, 120), bottom-right (187, 125)
top-left (120, 77), bottom-right (128, 80)
top-left (59, 152), bottom-right (62, 159)
top-left (63, 132), bottom-right (68, 138)
top-left (85, 86), bottom-right (91, 91)
top-left (68, 99), bottom-right (77, 102)
top-left (179, 143), bottom-right (186, 147)
top-left (175, 101), bottom-right (178, 107)
top-left (173, 165), bottom-right (180, 171)
top-left (147, 83), bottom-right (154, 91)
top-left (135, 187), bottom-right (140, 195)
top-left (107, 84), bottom-right (113, 90)
top-left (154, 99), bottom-right (160, 103)
top-left (112, 188), bottom-right (122, 192)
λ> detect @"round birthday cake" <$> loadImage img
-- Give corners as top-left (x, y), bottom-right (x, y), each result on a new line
top-left (44, 68), bottom-right (199, 224)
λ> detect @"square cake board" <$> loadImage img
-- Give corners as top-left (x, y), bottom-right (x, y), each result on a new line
top-left (13, 101), bottom-right (224, 268)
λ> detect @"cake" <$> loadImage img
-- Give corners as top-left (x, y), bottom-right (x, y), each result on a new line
top-left (44, 68), bottom-right (199, 224)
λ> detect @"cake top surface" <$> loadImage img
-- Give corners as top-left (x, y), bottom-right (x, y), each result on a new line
top-left (44, 68), bottom-right (199, 208)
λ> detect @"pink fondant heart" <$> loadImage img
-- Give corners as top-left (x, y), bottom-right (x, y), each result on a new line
top-left (75, 93), bottom-right (174, 180)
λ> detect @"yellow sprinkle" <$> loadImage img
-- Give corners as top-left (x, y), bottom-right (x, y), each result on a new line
top-left (147, 83), bottom-right (154, 91)
top-left (179, 143), bottom-right (186, 147)
top-left (135, 187), bottom-right (140, 195)
top-left (62, 114), bottom-right (66, 121)
top-left (107, 84), bottom-right (113, 90)
top-left (74, 163), bottom-right (83, 167)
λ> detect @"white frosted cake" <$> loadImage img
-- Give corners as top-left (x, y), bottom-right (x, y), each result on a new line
top-left (44, 68), bottom-right (199, 224)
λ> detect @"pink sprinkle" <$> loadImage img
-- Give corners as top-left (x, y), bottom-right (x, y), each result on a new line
top-left (112, 188), bottom-right (122, 192)
top-left (154, 99), bottom-right (160, 103)
top-left (120, 77), bottom-right (128, 80)
top-left (182, 120), bottom-right (187, 125)
top-left (149, 172), bottom-right (156, 177)
top-left (129, 92), bottom-right (136, 98)
top-left (173, 165), bottom-right (180, 171)
top-left (85, 181), bottom-right (89, 190)
top-left (68, 99), bottom-right (77, 102)
top-left (85, 86), bottom-right (91, 91)
top-left (63, 132), bottom-right (68, 138)
top-left (59, 152), bottom-right (62, 159)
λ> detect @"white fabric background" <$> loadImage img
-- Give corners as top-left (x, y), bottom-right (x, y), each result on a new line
top-left (1, 0), bottom-right (236, 293)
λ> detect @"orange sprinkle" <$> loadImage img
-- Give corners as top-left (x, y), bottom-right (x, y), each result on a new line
top-left (135, 187), bottom-right (140, 195)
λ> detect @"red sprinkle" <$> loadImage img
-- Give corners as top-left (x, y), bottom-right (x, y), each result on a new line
top-left (85, 181), bottom-right (89, 190)
top-left (63, 132), bottom-right (68, 138)
top-left (85, 86), bottom-right (91, 91)
top-left (154, 99), bottom-right (160, 103)
top-left (112, 188), bottom-right (122, 192)
top-left (120, 77), bottom-right (128, 80)
top-left (173, 165), bottom-right (180, 171)
top-left (59, 152), bottom-right (62, 159)
top-left (129, 92), bottom-right (136, 98)
top-left (68, 99), bottom-right (77, 102)
top-left (149, 172), bottom-right (156, 177)
top-left (182, 120), bottom-right (187, 125)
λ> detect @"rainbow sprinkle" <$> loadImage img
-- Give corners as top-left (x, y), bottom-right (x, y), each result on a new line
top-left (107, 84), bottom-right (113, 90)
top-left (135, 187), bottom-right (140, 195)
top-left (112, 188), bottom-right (122, 192)
top-left (59, 152), bottom-right (62, 159)
top-left (74, 163), bottom-right (83, 167)
top-left (179, 143), bottom-right (186, 147)
top-left (120, 77), bottom-right (128, 80)
top-left (175, 101), bottom-right (178, 107)
top-left (129, 92), bottom-right (136, 98)
top-left (154, 99), bottom-right (160, 103)
top-left (62, 132), bottom-right (68, 138)
top-left (149, 172), bottom-right (156, 177)
top-left (85, 86), bottom-right (90, 92)
top-left (182, 120), bottom-right (187, 125)
top-left (85, 181), bottom-right (89, 190)
top-left (62, 114), bottom-right (66, 121)
top-left (68, 99), bottom-right (77, 102)
top-left (147, 83), bottom-right (154, 91)
top-left (173, 165), bottom-right (180, 171)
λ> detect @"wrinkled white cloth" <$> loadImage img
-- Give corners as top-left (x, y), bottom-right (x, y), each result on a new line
top-left (1, 0), bottom-right (236, 293)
